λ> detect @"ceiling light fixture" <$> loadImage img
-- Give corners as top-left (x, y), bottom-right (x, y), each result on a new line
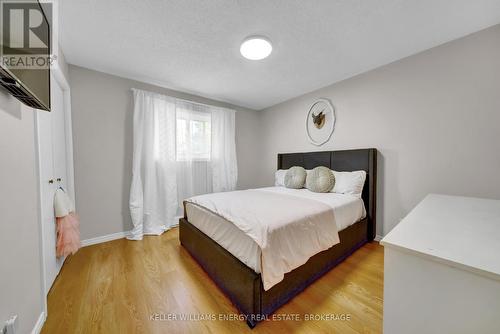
top-left (240, 36), bottom-right (272, 60)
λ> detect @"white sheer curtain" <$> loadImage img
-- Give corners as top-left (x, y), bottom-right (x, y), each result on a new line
top-left (128, 89), bottom-right (237, 240)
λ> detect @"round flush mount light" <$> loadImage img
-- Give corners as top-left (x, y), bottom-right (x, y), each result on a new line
top-left (240, 36), bottom-right (272, 60)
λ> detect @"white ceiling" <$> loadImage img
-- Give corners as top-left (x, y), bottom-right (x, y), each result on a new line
top-left (60, 0), bottom-right (500, 110)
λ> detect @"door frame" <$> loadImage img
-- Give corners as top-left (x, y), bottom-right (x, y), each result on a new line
top-left (34, 63), bottom-right (74, 317)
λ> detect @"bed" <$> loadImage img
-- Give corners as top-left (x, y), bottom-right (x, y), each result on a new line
top-left (179, 148), bottom-right (377, 327)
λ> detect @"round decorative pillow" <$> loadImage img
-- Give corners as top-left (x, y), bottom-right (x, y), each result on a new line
top-left (284, 166), bottom-right (307, 189)
top-left (306, 166), bottom-right (335, 193)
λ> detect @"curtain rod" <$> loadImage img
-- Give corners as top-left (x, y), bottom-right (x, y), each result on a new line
top-left (130, 88), bottom-right (238, 111)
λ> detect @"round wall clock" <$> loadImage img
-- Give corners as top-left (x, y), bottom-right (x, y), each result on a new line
top-left (305, 98), bottom-right (336, 146)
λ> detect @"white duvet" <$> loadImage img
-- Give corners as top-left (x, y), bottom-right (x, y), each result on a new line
top-left (186, 187), bottom-right (349, 290)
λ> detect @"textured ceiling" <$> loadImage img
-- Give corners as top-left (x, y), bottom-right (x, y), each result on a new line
top-left (60, 0), bottom-right (500, 110)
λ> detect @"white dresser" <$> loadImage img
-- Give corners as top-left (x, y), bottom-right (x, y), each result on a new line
top-left (381, 194), bottom-right (500, 334)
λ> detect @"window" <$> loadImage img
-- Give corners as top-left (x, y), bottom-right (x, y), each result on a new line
top-left (176, 110), bottom-right (211, 161)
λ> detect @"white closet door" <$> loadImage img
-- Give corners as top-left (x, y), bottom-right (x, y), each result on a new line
top-left (36, 93), bottom-right (53, 223)
top-left (36, 94), bottom-right (57, 295)
top-left (51, 75), bottom-right (69, 192)
top-left (37, 74), bottom-right (66, 295)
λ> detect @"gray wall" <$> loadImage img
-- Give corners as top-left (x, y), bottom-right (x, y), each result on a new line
top-left (0, 92), bottom-right (43, 334)
top-left (259, 25), bottom-right (500, 236)
top-left (69, 65), bottom-right (261, 240)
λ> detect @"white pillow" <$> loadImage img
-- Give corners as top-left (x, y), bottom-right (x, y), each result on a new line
top-left (331, 170), bottom-right (367, 198)
top-left (275, 169), bottom-right (288, 186)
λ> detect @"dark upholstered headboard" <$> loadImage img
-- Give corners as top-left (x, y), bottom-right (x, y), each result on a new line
top-left (277, 148), bottom-right (377, 241)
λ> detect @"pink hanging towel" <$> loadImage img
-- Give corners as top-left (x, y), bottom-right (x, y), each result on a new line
top-left (56, 213), bottom-right (81, 257)
top-left (54, 188), bottom-right (81, 257)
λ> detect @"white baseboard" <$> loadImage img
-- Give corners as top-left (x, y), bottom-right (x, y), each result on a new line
top-left (81, 231), bottom-right (130, 247)
top-left (31, 312), bottom-right (46, 334)
top-left (374, 234), bottom-right (383, 242)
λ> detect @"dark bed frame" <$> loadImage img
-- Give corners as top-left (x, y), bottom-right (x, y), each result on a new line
top-left (179, 148), bottom-right (377, 328)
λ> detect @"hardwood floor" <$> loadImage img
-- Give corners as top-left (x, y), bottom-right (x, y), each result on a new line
top-left (42, 228), bottom-right (383, 334)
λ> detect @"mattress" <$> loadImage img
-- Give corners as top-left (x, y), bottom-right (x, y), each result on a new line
top-left (185, 186), bottom-right (366, 274)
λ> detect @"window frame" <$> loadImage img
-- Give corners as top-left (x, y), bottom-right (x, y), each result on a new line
top-left (175, 109), bottom-right (212, 162)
